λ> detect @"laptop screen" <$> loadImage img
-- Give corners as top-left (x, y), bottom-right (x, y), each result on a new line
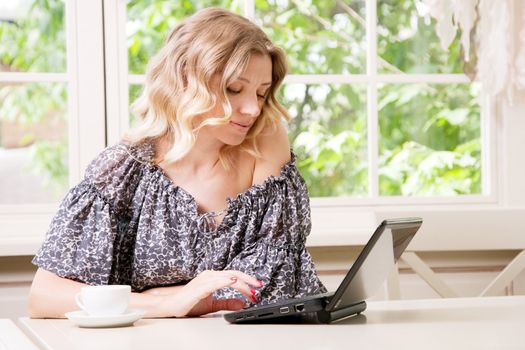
top-left (327, 218), bottom-right (421, 312)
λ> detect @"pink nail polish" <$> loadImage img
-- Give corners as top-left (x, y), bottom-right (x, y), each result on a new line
top-left (250, 288), bottom-right (256, 296)
top-left (257, 280), bottom-right (264, 288)
top-left (251, 295), bottom-right (257, 303)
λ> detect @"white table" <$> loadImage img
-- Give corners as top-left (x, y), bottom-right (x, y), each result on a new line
top-left (19, 296), bottom-right (525, 350)
top-left (0, 319), bottom-right (38, 350)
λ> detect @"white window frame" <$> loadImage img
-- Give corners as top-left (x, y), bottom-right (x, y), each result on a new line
top-left (0, 0), bottom-right (523, 256)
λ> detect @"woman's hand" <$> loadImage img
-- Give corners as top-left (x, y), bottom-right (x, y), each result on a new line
top-left (154, 270), bottom-right (262, 317)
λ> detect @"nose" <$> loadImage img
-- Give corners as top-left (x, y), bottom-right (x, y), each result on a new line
top-left (239, 94), bottom-right (261, 118)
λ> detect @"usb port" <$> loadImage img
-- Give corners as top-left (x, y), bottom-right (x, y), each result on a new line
top-left (279, 306), bottom-right (290, 314)
top-left (294, 304), bottom-right (305, 312)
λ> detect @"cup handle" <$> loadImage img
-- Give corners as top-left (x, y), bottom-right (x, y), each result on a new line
top-left (75, 292), bottom-right (86, 311)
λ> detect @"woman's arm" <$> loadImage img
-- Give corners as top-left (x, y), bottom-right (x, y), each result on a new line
top-left (28, 268), bottom-right (261, 318)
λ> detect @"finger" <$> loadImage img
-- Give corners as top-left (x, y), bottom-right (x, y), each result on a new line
top-left (222, 270), bottom-right (263, 288)
top-left (229, 280), bottom-right (259, 303)
top-left (187, 270), bottom-right (261, 303)
top-left (223, 271), bottom-right (263, 302)
top-left (188, 273), bottom-right (242, 300)
top-left (218, 276), bottom-right (254, 302)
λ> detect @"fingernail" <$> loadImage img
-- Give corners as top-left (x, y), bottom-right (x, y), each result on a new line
top-left (257, 280), bottom-right (263, 287)
top-left (250, 288), bottom-right (256, 296)
top-left (251, 295), bottom-right (257, 303)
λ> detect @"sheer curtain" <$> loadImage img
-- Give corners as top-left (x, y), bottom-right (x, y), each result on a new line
top-left (422, 0), bottom-right (525, 102)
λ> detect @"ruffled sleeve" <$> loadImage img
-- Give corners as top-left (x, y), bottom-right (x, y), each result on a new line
top-left (32, 143), bottom-right (149, 285)
top-left (215, 154), bottom-right (327, 305)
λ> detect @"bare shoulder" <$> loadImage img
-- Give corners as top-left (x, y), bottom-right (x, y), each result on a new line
top-left (252, 121), bottom-right (291, 185)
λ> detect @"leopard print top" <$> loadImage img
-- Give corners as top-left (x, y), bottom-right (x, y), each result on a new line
top-left (33, 141), bottom-right (326, 305)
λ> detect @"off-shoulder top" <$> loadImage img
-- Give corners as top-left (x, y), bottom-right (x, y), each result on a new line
top-left (32, 141), bottom-right (326, 305)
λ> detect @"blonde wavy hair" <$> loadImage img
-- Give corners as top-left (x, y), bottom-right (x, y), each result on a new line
top-left (125, 7), bottom-right (289, 168)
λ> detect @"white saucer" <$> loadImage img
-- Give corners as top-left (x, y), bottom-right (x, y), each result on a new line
top-left (65, 309), bottom-right (146, 328)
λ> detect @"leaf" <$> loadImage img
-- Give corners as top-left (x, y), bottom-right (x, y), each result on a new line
top-left (439, 108), bottom-right (470, 125)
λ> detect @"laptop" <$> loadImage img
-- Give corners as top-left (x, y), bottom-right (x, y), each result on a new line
top-left (224, 217), bottom-right (422, 324)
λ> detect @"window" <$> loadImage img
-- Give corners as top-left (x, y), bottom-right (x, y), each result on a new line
top-left (0, 0), bottom-right (69, 205)
top-left (113, 0), bottom-right (487, 205)
top-left (0, 0), bottom-right (105, 254)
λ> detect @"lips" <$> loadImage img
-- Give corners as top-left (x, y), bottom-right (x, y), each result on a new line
top-left (229, 121), bottom-right (252, 132)
top-left (230, 121), bottom-right (251, 128)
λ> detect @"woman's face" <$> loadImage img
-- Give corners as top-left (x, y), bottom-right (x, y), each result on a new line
top-left (197, 53), bottom-right (273, 147)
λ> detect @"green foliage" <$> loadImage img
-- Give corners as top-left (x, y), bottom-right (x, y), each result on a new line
top-left (1, 0), bottom-right (482, 198)
top-left (0, 0), bottom-right (68, 192)
top-left (379, 140), bottom-right (480, 195)
top-left (377, 0), bottom-right (463, 73)
top-left (0, 83), bottom-right (66, 125)
top-left (127, 0), bottom-right (242, 74)
top-left (281, 83), bottom-right (368, 196)
top-left (257, 0), bottom-right (480, 196)
top-left (29, 139), bottom-right (69, 192)
top-left (378, 82), bottom-right (480, 195)
top-left (255, 0), bottom-right (366, 74)
top-left (0, 0), bottom-right (65, 72)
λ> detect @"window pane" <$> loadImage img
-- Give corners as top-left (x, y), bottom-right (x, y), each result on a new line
top-left (377, 1), bottom-right (464, 74)
top-left (0, 82), bottom-right (68, 204)
top-left (127, 0), bottom-right (243, 74)
top-left (378, 83), bottom-right (481, 196)
top-left (129, 83), bottom-right (144, 127)
top-left (0, 0), bottom-right (66, 73)
top-left (255, 0), bottom-right (366, 74)
top-left (283, 84), bottom-right (368, 196)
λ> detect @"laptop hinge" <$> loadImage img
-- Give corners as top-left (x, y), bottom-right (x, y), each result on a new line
top-left (317, 301), bottom-right (367, 324)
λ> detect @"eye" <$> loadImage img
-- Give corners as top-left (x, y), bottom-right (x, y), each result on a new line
top-left (227, 87), bottom-right (241, 94)
top-left (257, 90), bottom-right (269, 99)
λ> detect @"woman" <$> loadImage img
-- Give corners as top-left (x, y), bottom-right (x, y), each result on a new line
top-left (27, 7), bottom-right (325, 318)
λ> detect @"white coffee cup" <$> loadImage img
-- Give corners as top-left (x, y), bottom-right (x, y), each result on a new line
top-left (75, 285), bottom-right (131, 316)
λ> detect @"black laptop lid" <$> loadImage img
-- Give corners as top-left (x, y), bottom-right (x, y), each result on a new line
top-left (325, 218), bottom-right (422, 312)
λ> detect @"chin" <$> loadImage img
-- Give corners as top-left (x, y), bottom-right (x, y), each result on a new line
top-left (222, 137), bottom-right (246, 146)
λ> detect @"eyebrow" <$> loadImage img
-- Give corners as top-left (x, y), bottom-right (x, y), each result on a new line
top-left (238, 77), bottom-right (272, 86)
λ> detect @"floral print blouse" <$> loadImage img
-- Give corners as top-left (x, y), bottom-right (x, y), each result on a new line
top-left (33, 141), bottom-right (326, 305)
